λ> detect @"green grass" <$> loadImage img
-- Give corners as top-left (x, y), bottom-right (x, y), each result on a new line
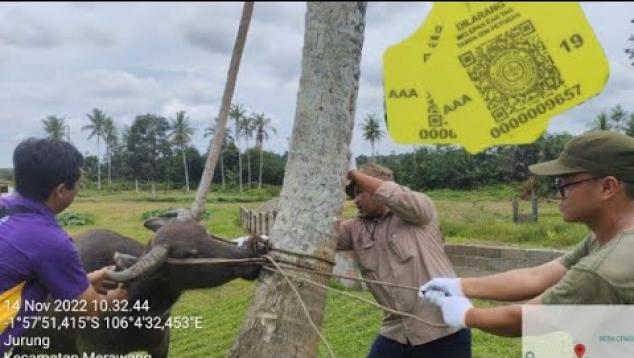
top-left (341, 194), bottom-right (587, 250)
top-left (62, 188), bottom-right (580, 357)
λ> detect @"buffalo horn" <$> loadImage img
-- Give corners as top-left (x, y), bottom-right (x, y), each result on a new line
top-left (106, 246), bottom-right (169, 282)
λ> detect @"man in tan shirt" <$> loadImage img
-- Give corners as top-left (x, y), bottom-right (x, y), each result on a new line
top-left (337, 163), bottom-right (471, 357)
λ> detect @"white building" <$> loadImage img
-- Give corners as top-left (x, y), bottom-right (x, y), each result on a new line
top-left (0, 183), bottom-right (14, 198)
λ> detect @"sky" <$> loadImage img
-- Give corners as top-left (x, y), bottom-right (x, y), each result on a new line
top-left (0, 2), bottom-right (632, 168)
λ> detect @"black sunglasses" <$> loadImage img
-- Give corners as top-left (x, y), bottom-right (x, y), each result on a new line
top-left (553, 177), bottom-right (600, 198)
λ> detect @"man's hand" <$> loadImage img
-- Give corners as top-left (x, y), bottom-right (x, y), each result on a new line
top-left (88, 266), bottom-right (119, 295)
top-left (105, 286), bottom-right (128, 301)
top-left (419, 277), bottom-right (465, 297)
top-left (423, 290), bottom-right (473, 328)
top-left (348, 152), bottom-right (357, 172)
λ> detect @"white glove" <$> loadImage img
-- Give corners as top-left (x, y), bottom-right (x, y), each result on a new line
top-left (423, 290), bottom-right (473, 328)
top-left (419, 277), bottom-right (464, 298)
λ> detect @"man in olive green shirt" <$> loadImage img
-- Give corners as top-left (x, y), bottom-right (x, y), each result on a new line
top-left (419, 131), bottom-right (634, 337)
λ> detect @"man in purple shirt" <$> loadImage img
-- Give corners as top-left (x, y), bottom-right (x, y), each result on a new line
top-left (0, 138), bottom-right (126, 354)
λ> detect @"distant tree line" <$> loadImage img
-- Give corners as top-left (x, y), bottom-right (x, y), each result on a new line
top-left (42, 103), bottom-right (284, 192)
top-left (364, 133), bottom-right (572, 191)
top-left (358, 104), bottom-right (634, 193)
top-left (37, 103), bottom-right (634, 193)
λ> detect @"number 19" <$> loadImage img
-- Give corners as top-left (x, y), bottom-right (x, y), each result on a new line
top-left (561, 34), bottom-right (584, 52)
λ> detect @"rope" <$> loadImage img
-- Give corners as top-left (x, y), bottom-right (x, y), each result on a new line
top-left (261, 266), bottom-right (447, 328)
top-left (166, 253), bottom-right (449, 332)
top-left (262, 255), bottom-right (336, 358)
top-left (167, 257), bottom-right (266, 265)
top-left (271, 262), bottom-right (421, 292)
top-left (167, 256), bottom-right (420, 292)
top-left (166, 256), bottom-right (313, 270)
top-left (269, 247), bottom-right (336, 266)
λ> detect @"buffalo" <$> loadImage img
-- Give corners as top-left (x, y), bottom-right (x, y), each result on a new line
top-left (16, 217), bottom-right (267, 357)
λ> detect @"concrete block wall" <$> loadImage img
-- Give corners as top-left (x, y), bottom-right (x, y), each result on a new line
top-left (444, 244), bottom-right (567, 277)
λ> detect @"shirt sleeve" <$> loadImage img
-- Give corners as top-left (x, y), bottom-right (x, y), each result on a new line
top-left (372, 181), bottom-right (435, 226)
top-left (558, 235), bottom-right (593, 269)
top-left (541, 268), bottom-right (620, 304)
top-left (336, 219), bottom-right (354, 251)
top-left (32, 235), bottom-right (90, 300)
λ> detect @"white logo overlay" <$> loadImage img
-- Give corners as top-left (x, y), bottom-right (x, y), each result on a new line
top-left (523, 305), bottom-right (634, 358)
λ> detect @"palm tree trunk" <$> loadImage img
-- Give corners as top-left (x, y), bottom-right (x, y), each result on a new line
top-left (371, 141), bottom-right (375, 163)
top-left (237, 136), bottom-right (243, 193)
top-left (246, 138), bottom-right (252, 189)
top-left (182, 145), bottom-right (190, 192)
top-left (229, 3), bottom-right (366, 357)
top-left (97, 136), bottom-right (101, 190)
top-left (221, 151), bottom-right (226, 190)
top-left (189, 2), bottom-right (252, 221)
top-left (107, 145), bottom-right (112, 186)
top-left (258, 143), bottom-right (263, 189)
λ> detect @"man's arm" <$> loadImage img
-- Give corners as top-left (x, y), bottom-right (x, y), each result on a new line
top-left (33, 237), bottom-right (127, 317)
top-left (462, 260), bottom-right (567, 301)
top-left (465, 304), bottom-right (524, 337)
top-left (335, 219), bottom-right (353, 251)
top-left (349, 170), bottom-right (435, 226)
top-left (347, 170), bottom-right (382, 195)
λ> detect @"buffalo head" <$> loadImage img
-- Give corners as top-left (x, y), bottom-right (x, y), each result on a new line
top-left (107, 218), bottom-right (266, 289)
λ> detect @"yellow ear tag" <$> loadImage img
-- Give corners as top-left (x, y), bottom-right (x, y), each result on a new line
top-left (384, 2), bottom-right (609, 154)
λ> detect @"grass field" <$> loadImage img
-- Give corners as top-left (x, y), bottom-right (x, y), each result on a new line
top-left (59, 187), bottom-right (585, 357)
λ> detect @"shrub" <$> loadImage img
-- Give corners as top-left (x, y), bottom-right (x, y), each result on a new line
top-left (141, 207), bottom-right (211, 221)
top-left (57, 212), bottom-right (95, 226)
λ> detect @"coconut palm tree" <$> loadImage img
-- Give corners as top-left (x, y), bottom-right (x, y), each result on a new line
top-left (360, 113), bottom-right (385, 162)
top-left (242, 114), bottom-right (256, 189)
top-left (229, 4), bottom-right (366, 356)
top-left (82, 108), bottom-right (110, 190)
top-left (102, 117), bottom-right (118, 186)
top-left (252, 113), bottom-right (276, 189)
top-left (204, 118), bottom-right (234, 190)
top-left (610, 105), bottom-right (627, 132)
top-left (591, 112), bottom-right (610, 131)
top-left (230, 103), bottom-right (247, 192)
top-left (168, 111), bottom-right (195, 192)
top-left (42, 115), bottom-right (66, 140)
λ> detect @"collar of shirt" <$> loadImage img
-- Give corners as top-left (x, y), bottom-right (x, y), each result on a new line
top-left (0, 193), bottom-right (56, 220)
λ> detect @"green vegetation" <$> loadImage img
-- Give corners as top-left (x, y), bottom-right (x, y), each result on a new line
top-left (0, 168), bottom-right (13, 182)
top-left (59, 185), bottom-right (583, 357)
top-left (141, 207), bottom-right (211, 221)
top-left (56, 212), bottom-right (95, 227)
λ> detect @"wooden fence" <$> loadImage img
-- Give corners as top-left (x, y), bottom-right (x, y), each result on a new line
top-left (239, 208), bottom-right (278, 236)
top-left (512, 191), bottom-right (538, 223)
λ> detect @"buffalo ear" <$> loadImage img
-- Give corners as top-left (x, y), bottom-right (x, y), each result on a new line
top-left (144, 217), bottom-right (170, 232)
